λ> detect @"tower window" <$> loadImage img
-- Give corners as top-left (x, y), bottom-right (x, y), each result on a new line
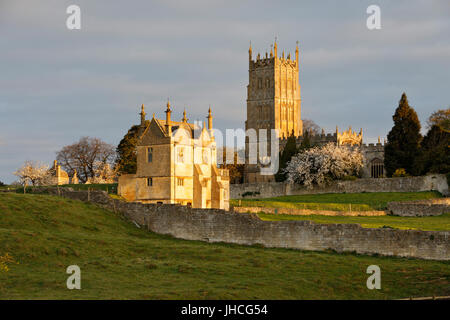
top-left (177, 178), bottom-right (184, 186)
top-left (147, 177), bottom-right (153, 186)
top-left (147, 147), bottom-right (153, 162)
top-left (266, 78), bottom-right (270, 88)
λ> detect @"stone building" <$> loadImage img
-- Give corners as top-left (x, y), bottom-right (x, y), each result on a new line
top-left (49, 160), bottom-right (79, 185)
top-left (244, 41), bottom-right (384, 182)
top-left (118, 103), bottom-right (230, 210)
top-left (245, 41), bottom-right (302, 183)
top-left (49, 160), bottom-right (70, 185)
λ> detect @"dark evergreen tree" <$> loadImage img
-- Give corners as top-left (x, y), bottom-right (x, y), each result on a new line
top-left (116, 121), bottom-right (149, 174)
top-left (415, 124), bottom-right (450, 175)
top-left (275, 133), bottom-right (299, 182)
top-left (298, 129), bottom-right (311, 151)
top-left (384, 93), bottom-right (422, 176)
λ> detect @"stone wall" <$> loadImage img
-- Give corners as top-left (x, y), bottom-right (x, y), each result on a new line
top-left (29, 187), bottom-right (450, 261)
top-left (233, 206), bottom-right (386, 217)
top-left (387, 198), bottom-right (450, 217)
top-left (231, 174), bottom-right (449, 199)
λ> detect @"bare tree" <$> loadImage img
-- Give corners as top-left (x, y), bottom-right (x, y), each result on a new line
top-left (56, 137), bottom-right (115, 183)
top-left (302, 119), bottom-right (321, 135)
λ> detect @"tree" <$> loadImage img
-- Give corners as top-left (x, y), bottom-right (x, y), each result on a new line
top-left (218, 147), bottom-right (245, 184)
top-left (13, 161), bottom-right (52, 192)
top-left (298, 128), bottom-right (312, 151)
top-left (384, 93), bottom-right (422, 176)
top-left (302, 119), bottom-right (321, 135)
top-left (427, 108), bottom-right (450, 132)
top-left (275, 133), bottom-right (299, 182)
top-left (284, 143), bottom-right (364, 188)
top-left (116, 122), bottom-right (149, 174)
top-left (414, 124), bottom-right (450, 175)
top-left (0, 180), bottom-right (5, 187)
top-left (56, 137), bottom-right (115, 183)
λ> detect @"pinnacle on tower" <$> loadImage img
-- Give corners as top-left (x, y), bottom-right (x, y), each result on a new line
top-left (248, 41), bottom-right (252, 60)
top-left (182, 109), bottom-right (188, 123)
top-left (274, 39), bottom-right (278, 58)
top-left (207, 106), bottom-right (213, 130)
top-left (165, 99), bottom-right (172, 134)
top-left (140, 104), bottom-right (146, 126)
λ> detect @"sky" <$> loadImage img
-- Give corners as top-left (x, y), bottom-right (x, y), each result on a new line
top-left (0, 0), bottom-right (449, 183)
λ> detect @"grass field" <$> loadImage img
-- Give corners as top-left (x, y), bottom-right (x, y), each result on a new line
top-left (231, 191), bottom-right (443, 211)
top-left (257, 212), bottom-right (450, 231)
top-left (0, 193), bottom-right (449, 299)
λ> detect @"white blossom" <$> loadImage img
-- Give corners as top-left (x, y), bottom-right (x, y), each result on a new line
top-left (13, 161), bottom-right (52, 187)
top-left (284, 143), bottom-right (364, 188)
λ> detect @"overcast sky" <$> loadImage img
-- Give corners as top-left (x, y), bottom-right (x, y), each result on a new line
top-left (1, 0), bottom-right (449, 183)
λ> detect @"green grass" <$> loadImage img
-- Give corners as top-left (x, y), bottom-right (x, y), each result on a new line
top-left (231, 191), bottom-right (442, 211)
top-left (0, 193), bottom-right (449, 299)
top-left (257, 213), bottom-right (450, 231)
top-left (15, 183), bottom-right (118, 195)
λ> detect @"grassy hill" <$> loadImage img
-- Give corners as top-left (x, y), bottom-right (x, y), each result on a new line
top-left (0, 193), bottom-right (449, 299)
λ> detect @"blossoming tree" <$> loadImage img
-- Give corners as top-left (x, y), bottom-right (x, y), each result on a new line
top-left (284, 143), bottom-right (364, 188)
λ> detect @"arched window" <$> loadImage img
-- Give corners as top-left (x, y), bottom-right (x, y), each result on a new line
top-left (370, 158), bottom-right (384, 178)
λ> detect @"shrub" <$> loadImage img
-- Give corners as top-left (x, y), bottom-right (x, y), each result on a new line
top-left (341, 175), bottom-right (358, 181)
top-left (392, 168), bottom-right (408, 177)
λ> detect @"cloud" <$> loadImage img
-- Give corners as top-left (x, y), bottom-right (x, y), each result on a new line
top-left (0, 0), bottom-right (449, 183)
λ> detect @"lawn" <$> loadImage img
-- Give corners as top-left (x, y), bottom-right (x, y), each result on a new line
top-left (257, 212), bottom-right (450, 231)
top-left (0, 193), bottom-right (449, 299)
top-left (231, 191), bottom-right (442, 211)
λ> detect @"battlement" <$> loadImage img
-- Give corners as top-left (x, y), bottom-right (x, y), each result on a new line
top-left (249, 41), bottom-right (299, 70)
top-left (362, 142), bottom-right (385, 151)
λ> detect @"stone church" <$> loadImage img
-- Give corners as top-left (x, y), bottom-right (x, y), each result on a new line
top-left (118, 102), bottom-right (230, 210)
top-left (244, 41), bottom-right (385, 182)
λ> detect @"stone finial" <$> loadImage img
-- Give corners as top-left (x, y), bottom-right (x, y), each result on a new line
top-left (165, 99), bottom-right (172, 134)
top-left (248, 41), bottom-right (252, 60)
top-left (182, 109), bottom-right (188, 123)
top-left (274, 39), bottom-right (277, 57)
top-left (140, 104), bottom-right (146, 126)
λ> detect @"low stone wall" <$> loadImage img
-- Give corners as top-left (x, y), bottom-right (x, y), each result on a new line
top-left (231, 174), bottom-right (449, 199)
top-left (387, 198), bottom-right (450, 217)
top-left (28, 187), bottom-right (450, 261)
top-left (233, 206), bottom-right (386, 216)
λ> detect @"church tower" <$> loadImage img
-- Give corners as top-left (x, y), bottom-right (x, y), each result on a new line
top-left (246, 40), bottom-right (302, 139)
top-left (245, 41), bottom-right (303, 182)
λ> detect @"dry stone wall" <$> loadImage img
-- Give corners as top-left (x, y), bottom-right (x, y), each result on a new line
top-left (29, 187), bottom-right (450, 261)
top-left (231, 174), bottom-right (449, 199)
top-left (387, 198), bottom-right (450, 217)
top-left (233, 206), bottom-right (386, 216)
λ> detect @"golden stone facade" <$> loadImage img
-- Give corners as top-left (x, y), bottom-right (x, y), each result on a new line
top-left (118, 103), bottom-right (230, 210)
top-left (245, 41), bottom-right (303, 183)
